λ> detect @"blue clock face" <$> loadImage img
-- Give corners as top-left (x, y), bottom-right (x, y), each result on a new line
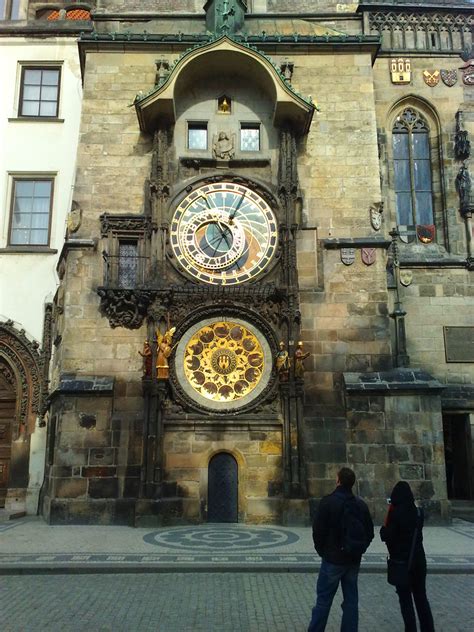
top-left (170, 181), bottom-right (278, 285)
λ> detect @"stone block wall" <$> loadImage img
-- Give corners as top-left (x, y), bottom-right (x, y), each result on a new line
top-left (305, 384), bottom-right (449, 524)
top-left (400, 268), bottom-right (474, 386)
top-left (43, 388), bottom-right (142, 524)
top-left (161, 425), bottom-right (284, 524)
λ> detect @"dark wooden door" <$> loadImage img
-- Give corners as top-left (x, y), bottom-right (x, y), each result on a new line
top-left (0, 375), bottom-right (15, 508)
top-left (208, 453), bottom-right (238, 523)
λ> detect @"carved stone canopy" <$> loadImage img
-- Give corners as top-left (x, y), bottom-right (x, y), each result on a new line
top-left (135, 36), bottom-right (314, 136)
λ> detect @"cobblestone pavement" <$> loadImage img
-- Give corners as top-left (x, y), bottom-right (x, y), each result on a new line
top-left (1, 572), bottom-right (472, 632)
top-left (1, 519), bottom-right (474, 572)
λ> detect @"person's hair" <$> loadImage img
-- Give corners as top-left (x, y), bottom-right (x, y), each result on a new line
top-left (337, 467), bottom-right (356, 489)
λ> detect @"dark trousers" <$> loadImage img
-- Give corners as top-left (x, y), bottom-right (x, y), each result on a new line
top-left (395, 562), bottom-right (435, 632)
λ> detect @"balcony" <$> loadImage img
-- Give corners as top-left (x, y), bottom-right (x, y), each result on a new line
top-left (102, 252), bottom-right (149, 289)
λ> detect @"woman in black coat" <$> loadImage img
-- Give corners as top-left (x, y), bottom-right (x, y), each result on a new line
top-left (380, 481), bottom-right (435, 632)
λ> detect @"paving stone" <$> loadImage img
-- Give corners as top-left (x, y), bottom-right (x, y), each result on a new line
top-left (0, 572), bottom-right (473, 632)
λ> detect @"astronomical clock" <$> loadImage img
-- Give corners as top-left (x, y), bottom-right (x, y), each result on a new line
top-left (169, 181), bottom-right (278, 286)
top-left (167, 179), bottom-right (281, 413)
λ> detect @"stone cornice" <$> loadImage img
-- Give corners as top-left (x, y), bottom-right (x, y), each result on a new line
top-left (322, 237), bottom-right (391, 249)
top-left (0, 20), bottom-right (93, 37)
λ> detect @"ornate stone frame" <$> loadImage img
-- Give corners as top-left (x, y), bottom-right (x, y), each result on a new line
top-left (165, 173), bottom-right (283, 286)
top-left (0, 321), bottom-right (42, 438)
top-left (169, 304), bottom-right (279, 416)
top-left (135, 36), bottom-right (314, 136)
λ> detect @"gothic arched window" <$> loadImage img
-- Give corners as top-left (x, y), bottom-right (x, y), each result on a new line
top-left (392, 108), bottom-right (434, 227)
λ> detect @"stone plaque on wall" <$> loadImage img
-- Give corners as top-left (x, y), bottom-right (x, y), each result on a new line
top-left (444, 327), bottom-right (474, 362)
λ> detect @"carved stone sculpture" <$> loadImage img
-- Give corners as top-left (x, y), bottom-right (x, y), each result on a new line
top-left (275, 341), bottom-right (290, 382)
top-left (139, 341), bottom-right (152, 377)
top-left (456, 164), bottom-right (472, 216)
top-left (213, 132), bottom-right (235, 160)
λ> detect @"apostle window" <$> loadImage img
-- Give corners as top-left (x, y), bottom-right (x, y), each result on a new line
top-left (392, 108), bottom-right (434, 228)
top-left (187, 122), bottom-right (208, 151)
top-left (240, 123), bottom-right (260, 152)
top-left (19, 67), bottom-right (61, 118)
top-left (9, 178), bottom-right (53, 246)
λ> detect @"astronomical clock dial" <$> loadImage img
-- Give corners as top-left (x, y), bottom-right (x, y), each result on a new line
top-left (175, 319), bottom-right (273, 411)
top-left (170, 181), bottom-right (278, 285)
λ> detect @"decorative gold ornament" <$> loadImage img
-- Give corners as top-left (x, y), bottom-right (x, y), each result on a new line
top-left (156, 326), bottom-right (176, 380)
top-left (294, 341), bottom-right (310, 379)
top-left (218, 95), bottom-right (231, 113)
top-left (390, 58), bottom-right (411, 84)
top-left (423, 70), bottom-right (440, 87)
top-left (183, 321), bottom-right (264, 402)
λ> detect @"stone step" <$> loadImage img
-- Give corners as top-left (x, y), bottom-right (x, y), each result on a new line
top-left (0, 510), bottom-right (26, 524)
top-left (451, 500), bottom-right (474, 523)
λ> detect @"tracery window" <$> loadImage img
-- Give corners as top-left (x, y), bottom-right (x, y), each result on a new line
top-left (392, 108), bottom-right (434, 227)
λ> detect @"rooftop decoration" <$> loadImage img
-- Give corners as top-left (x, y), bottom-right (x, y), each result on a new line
top-left (204, 0), bottom-right (247, 36)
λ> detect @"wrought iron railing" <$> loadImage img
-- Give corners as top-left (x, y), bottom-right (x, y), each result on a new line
top-left (102, 252), bottom-right (149, 288)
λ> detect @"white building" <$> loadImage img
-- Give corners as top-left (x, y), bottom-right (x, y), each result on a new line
top-left (0, 3), bottom-right (91, 514)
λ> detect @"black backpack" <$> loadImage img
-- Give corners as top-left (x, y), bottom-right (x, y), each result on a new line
top-left (340, 496), bottom-right (370, 557)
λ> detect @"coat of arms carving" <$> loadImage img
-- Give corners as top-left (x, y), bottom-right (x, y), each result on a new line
top-left (398, 225), bottom-right (416, 244)
top-left (417, 225), bottom-right (435, 244)
top-left (423, 70), bottom-right (440, 87)
top-left (361, 248), bottom-right (376, 266)
top-left (400, 270), bottom-right (413, 287)
top-left (440, 70), bottom-right (457, 87)
top-left (370, 202), bottom-right (383, 231)
top-left (459, 59), bottom-right (474, 86)
top-left (390, 58), bottom-right (411, 84)
top-left (341, 248), bottom-right (355, 266)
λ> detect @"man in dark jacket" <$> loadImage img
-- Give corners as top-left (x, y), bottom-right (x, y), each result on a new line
top-left (308, 467), bottom-right (374, 632)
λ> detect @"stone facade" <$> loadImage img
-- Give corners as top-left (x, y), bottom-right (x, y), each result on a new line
top-left (29, 1), bottom-right (474, 525)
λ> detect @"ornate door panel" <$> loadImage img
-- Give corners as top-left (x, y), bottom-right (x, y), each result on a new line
top-left (0, 386), bottom-right (14, 508)
top-left (208, 453), bottom-right (238, 523)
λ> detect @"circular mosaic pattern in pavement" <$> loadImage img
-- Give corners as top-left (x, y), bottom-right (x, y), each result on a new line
top-left (143, 526), bottom-right (300, 551)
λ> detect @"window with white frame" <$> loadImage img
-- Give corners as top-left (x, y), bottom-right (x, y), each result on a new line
top-left (9, 178), bottom-right (53, 246)
top-left (0, 0), bottom-right (21, 20)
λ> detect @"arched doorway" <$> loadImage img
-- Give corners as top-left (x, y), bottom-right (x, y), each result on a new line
top-left (0, 371), bottom-right (16, 508)
top-left (208, 452), bottom-right (238, 523)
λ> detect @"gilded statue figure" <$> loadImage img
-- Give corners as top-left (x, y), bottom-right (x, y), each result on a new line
top-left (294, 340), bottom-right (310, 379)
top-left (213, 131), bottom-right (235, 160)
top-left (275, 341), bottom-right (291, 382)
top-left (156, 327), bottom-right (176, 380)
top-left (138, 340), bottom-right (152, 377)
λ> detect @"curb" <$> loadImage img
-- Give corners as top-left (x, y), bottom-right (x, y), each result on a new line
top-left (1, 563), bottom-right (473, 576)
